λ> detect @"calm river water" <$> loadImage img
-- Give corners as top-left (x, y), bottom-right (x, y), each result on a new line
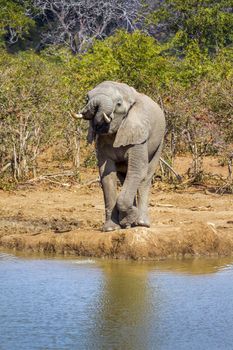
top-left (1, 251), bottom-right (233, 350)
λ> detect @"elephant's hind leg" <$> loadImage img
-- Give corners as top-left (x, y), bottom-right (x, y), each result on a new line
top-left (137, 143), bottom-right (163, 227)
top-left (137, 180), bottom-right (151, 227)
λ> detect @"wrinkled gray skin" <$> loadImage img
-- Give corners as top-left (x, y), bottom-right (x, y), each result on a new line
top-left (79, 81), bottom-right (166, 231)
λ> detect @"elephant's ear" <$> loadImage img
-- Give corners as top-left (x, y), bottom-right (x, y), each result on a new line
top-left (113, 104), bottom-right (150, 147)
top-left (87, 121), bottom-right (95, 144)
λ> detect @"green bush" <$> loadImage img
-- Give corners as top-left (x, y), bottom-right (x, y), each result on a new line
top-left (0, 0), bottom-right (34, 45)
top-left (149, 0), bottom-right (233, 55)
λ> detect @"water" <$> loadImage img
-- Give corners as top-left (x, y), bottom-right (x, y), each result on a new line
top-left (1, 252), bottom-right (233, 350)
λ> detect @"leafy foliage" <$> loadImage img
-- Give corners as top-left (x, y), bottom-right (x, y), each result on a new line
top-left (0, 0), bottom-right (34, 45)
top-left (148, 0), bottom-right (233, 54)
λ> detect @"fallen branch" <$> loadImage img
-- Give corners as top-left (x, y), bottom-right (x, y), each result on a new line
top-left (24, 171), bottom-right (99, 188)
top-left (25, 175), bottom-right (71, 186)
top-left (41, 177), bottom-right (70, 187)
top-left (27, 171), bottom-right (75, 183)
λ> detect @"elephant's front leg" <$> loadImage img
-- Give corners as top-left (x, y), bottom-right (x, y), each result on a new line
top-left (117, 144), bottom-right (148, 228)
top-left (99, 159), bottom-right (120, 232)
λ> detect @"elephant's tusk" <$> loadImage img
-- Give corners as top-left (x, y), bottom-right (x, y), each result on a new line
top-left (103, 113), bottom-right (111, 124)
top-left (69, 111), bottom-right (83, 120)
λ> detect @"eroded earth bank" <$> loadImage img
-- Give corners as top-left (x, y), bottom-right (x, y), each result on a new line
top-left (0, 180), bottom-right (233, 260)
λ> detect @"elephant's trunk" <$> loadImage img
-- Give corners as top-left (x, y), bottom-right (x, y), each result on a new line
top-left (81, 94), bottom-right (114, 123)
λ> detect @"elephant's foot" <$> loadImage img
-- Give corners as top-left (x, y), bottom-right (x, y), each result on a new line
top-left (136, 215), bottom-right (150, 228)
top-left (119, 206), bottom-right (138, 229)
top-left (136, 209), bottom-right (150, 227)
top-left (102, 220), bottom-right (121, 232)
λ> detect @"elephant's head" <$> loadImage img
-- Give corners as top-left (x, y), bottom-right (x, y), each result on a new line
top-left (74, 81), bottom-right (149, 147)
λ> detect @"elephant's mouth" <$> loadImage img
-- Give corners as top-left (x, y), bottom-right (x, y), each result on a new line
top-left (92, 111), bottom-right (114, 134)
top-left (94, 120), bottom-right (111, 134)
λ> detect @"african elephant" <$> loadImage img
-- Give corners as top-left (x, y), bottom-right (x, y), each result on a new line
top-left (74, 81), bottom-right (165, 231)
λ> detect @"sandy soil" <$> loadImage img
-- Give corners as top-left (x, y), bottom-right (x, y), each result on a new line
top-left (0, 177), bottom-right (232, 259)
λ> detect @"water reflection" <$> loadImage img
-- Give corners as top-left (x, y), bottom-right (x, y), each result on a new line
top-left (89, 262), bottom-right (162, 350)
top-left (1, 252), bottom-right (233, 350)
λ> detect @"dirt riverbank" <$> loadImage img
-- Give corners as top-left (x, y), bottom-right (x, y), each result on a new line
top-left (0, 180), bottom-right (232, 259)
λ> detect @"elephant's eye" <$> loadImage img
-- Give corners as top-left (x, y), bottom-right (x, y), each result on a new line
top-left (117, 101), bottom-right (122, 106)
top-left (85, 96), bottom-right (89, 103)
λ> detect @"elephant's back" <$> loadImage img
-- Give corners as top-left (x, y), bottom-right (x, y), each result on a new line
top-left (96, 81), bottom-right (137, 97)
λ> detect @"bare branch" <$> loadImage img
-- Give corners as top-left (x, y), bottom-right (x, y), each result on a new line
top-left (32, 0), bottom-right (142, 52)
top-left (160, 157), bottom-right (182, 182)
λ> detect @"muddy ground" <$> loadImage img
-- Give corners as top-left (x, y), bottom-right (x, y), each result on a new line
top-left (0, 172), bottom-right (232, 259)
